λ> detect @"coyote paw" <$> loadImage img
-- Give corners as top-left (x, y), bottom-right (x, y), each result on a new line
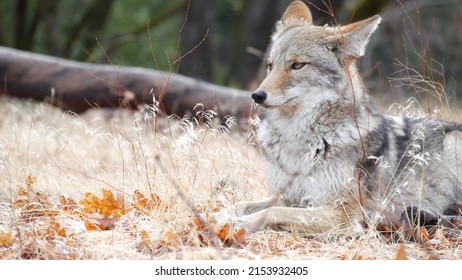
top-left (211, 202), bottom-right (270, 233)
top-left (210, 206), bottom-right (238, 227)
top-left (212, 213), bottom-right (257, 234)
top-left (233, 215), bottom-right (260, 233)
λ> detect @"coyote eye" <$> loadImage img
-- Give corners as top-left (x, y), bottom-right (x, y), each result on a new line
top-left (267, 62), bottom-right (273, 71)
top-left (291, 62), bottom-right (307, 70)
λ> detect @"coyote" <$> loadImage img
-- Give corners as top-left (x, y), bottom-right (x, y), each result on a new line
top-left (214, 1), bottom-right (462, 237)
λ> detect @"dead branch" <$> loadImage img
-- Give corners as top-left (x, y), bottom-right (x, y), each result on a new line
top-left (0, 46), bottom-right (253, 119)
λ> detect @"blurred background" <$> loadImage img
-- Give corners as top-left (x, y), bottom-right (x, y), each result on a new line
top-left (2, 0), bottom-right (462, 107)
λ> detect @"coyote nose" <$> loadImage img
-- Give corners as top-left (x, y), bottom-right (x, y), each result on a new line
top-left (252, 90), bottom-right (267, 104)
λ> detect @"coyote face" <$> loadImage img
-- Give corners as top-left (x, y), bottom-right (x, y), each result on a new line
top-left (252, 5), bottom-right (380, 114)
top-left (214, 1), bottom-right (462, 240)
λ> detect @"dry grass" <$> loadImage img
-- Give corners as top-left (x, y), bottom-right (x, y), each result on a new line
top-left (0, 98), bottom-right (461, 260)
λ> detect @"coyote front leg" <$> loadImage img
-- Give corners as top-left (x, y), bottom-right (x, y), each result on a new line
top-left (235, 205), bottom-right (346, 233)
top-left (212, 196), bottom-right (283, 225)
top-left (213, 196), bottom-right (350, 234)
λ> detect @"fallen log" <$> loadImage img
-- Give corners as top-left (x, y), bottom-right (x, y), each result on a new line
top-left (0, 46), bottom-right (253, 119)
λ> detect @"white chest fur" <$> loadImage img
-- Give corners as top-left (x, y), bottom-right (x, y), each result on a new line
top-left (258, 106), bottom-right (372, 207)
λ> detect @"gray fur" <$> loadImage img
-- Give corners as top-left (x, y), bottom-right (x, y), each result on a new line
top-left (212, 1), bottom-right (462, 234)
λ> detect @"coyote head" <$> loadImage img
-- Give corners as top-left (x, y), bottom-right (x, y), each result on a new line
top-left (252, 1), bottom-right (381, 114)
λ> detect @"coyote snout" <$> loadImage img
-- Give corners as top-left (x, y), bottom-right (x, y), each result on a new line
top-left (214, 1), bottom-right (462, 239)
top-left (251, 90), bottom-right (267, 104)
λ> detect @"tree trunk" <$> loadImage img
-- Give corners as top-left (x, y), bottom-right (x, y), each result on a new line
top-left (241, 0), bottom-right (279, 90)
top-left (0, 46), bottom-right (252, 120)
top-left (177, 0), bottom-right (215, 82)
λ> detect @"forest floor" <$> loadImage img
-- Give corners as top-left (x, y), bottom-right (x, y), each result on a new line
top-left (1, 98), bottom-right (461, 260)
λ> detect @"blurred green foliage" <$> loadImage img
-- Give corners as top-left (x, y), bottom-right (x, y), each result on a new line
top-left (1, 1), bottom-right (185, 69)
top-left (2, 0), bottom-right (462, 102)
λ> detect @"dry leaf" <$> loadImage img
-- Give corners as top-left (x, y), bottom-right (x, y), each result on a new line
top-left (191, 216), bottom-right (248, 247)
top-left (189, 215), bottom-right (224, 246)
top-left (59, 196), bottom-right (79, 213)
top-left (84, 220), bottom-right (103, 231)
top-left (192, 215), bottom-right (206, 231)
top-left (217, 223), bottom-right (232, 241)
top-left (80, 189), bottom-right (127, 231)
top-left (81, 189), bottom-right (127, 219)
top-left (216, 223), bottom-right (246, 246)
top-left (0, 231), bottom-right (14, 247)
top-left (165, 230), bottom-right (177, 244)
top-left (13, 175), bottom-right (59, 220)
top-left (395, 243), bottom-right (408, 260)
top-left (132, 190), bottom-right (165, 214)
top-left (427, 228), bottom-right (451, 250)
top-left (141, 230), bottom-right (152, 245)
top-left (420, 227), bottom-right (431, 243)
top-left (14, 175), bottom-right (35, 207)
top-left (137, 229), bottom-right (153, 252)
top-left (234, 228), bottom-right (246, 244)
top-left (48, 221), bottom-right (67, 238)
top-left (155, 230), bottom-right (180, 250)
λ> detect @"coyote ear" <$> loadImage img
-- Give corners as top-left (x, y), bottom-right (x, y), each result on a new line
top-left (337, 15), bottom-right (381, 59)
top-left (282, 1), bottom-right (313, 26)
